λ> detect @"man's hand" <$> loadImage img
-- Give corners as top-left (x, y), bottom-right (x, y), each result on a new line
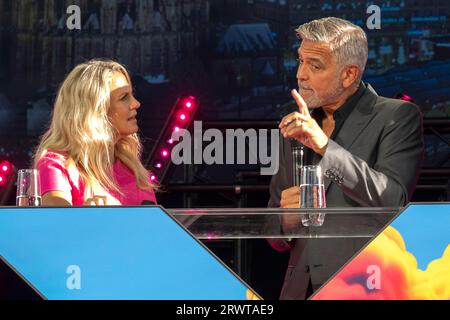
top-left (279, 89), bottom-right (329, 156)
top-left (280, 186), bottom-right (301, 208)
top-left (280, 186), bottom-right (302, 232)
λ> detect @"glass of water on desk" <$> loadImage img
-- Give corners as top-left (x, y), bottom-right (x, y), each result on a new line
top-left (16, 169), bottom-right (41, 207)
top-left (300, 165), bottom-right (326, 227)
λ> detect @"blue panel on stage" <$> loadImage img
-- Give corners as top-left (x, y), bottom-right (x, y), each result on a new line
top-left (0, 206), bottom-right (258, 300)
top-left (390, 204), bottom-right (450, 270)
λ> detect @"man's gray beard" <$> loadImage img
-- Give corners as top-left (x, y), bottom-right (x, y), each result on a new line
top-left (298, 81), bottom-right (346, 109)
top-left (301, 95), bottom-right (323, 109)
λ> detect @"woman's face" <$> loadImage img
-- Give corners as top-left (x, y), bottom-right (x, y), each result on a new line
top-left (108, 72), bottom-right (141, 138)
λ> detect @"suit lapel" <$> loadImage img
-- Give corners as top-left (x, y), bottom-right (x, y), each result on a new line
top-left (325, 87), bottom-right (378, 193)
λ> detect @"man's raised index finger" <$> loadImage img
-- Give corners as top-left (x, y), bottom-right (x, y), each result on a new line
top-left (291, 89), bottom-right (309, 117)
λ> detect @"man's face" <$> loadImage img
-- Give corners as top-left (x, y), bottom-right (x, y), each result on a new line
top-left (296, 39), bottom-right (345, 109)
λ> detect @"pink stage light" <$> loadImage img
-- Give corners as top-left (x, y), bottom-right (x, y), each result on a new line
top-left (183, 96), bottom-right (197, 110)
top-left (179, 113), bottom-right (187, 121)
top-left (161, 149), bottom-right (169, 158)
top-left (0, 161), bottom-right (11, 174)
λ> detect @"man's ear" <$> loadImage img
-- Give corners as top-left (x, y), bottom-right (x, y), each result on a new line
top-left (341, 65), bottom-right (360, 89)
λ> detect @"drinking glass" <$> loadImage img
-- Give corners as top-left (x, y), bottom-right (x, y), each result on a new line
top-left (16, 169), bottom-right (41, 207)
top-left (299, 165), bottom-right (326, 227)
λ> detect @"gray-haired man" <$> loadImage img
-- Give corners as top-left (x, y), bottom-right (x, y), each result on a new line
top-left (268, 17), bottom-right (424, 299)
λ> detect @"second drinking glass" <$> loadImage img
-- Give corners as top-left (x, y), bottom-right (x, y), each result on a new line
top-left (299, 165), bottom-right (326, 227)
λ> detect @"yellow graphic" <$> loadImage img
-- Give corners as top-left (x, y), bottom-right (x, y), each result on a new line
top-left (246, 289), bottom-right (260, 300)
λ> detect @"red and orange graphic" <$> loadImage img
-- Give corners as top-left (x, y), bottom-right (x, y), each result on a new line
top-left (312, 226), bottom-right (450, 300)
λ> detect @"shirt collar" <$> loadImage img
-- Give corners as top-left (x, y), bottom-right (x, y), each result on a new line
top-left (312, 82), bottom-right (366, 122)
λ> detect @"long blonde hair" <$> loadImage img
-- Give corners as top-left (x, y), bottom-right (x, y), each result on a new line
top-left (34, 59), bottom-right (156, 198)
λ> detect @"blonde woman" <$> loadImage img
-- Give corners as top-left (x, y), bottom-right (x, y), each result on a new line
top-left (34, 59), bottom-right (157, 206)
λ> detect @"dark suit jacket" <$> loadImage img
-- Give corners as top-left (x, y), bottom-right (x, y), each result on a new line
top-left (267, 84), bottom-right (424, 300)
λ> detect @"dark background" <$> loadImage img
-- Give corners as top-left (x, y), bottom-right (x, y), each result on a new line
top-left (1, 0), bottom-right (449, 299)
